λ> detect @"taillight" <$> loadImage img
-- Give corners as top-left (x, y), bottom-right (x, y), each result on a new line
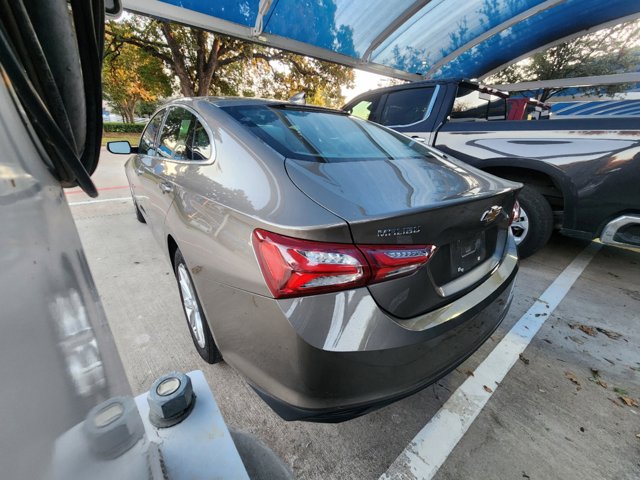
top-left (359, 245), bottom-right (436, 283)
top-left (252, 229), bottom-right (435, 298)
top-left (509, 200), bottom-right (520, 225)
top-left (252, 229), bottom-right (370, 298)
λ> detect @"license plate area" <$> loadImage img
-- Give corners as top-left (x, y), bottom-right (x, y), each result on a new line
top-left (450, 231), bottom-right (487, 279)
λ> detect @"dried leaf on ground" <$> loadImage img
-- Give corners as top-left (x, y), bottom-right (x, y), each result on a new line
top-left (577, 324), bottom-right (597, 336)
top-left (464, 369), bottom-right (475, 377)
top-left (565, 371), bottom-right (581, 386)
top-left (609, 398), bottom-right (622, 408)
top-left (588, 376), bottom-right (607, 388)
top-left (519, 353), bottom-right (530, 365)
top-left (595, 327), bottom-right (622, 340)
top-left (483, 385), bottom-right (493, 393)
top-left (619, 395), bottom-right (639, 408)
top-left (588, 368), bottom-right (607, 388)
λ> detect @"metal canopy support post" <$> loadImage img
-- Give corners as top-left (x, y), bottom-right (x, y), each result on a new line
top-left (423, 0), bottom-right (566, 78)
top-left (122, 0), bottom-right (422, 81)
top-left (492, 72), bottom-right (640, 91)
top-left (480, 11), bottom-right (640, 80)
top-left (362, 0), bottom-right (433, 62)
top-left (252, 0), bottom-right (273, 37)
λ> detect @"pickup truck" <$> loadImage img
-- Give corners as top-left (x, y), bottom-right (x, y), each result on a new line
top-left (343, 79), bottom-right (640, 257)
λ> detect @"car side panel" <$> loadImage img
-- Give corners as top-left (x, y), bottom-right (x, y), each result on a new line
top-left (161, 102), bottom-right (354, 301)
top-left (434, 117), bottom-right (640, 237)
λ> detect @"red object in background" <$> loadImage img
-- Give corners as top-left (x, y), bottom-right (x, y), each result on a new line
top-left (507, 98), bottom-right (551, 120)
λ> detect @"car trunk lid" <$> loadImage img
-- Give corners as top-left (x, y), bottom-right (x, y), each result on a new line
top-left (285, 155), bottom-right (520, 318)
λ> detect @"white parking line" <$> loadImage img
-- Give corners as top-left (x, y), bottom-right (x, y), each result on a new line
top-left (381, 242), bottom-right (602, 480)
top-left (67, 197), bottom-right (130, 206)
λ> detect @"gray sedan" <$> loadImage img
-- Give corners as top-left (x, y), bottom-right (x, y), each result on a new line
top-left (108, 97), bottom-right (520, 422)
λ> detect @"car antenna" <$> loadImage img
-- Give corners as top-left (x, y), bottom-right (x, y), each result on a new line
top-left (289, 92), bottom-right (306, 105)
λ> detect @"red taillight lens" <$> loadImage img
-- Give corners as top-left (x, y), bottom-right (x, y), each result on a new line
top-left (359, 245), bottom-right (437, 283)
top-left (509, 200), bottom-right (520, 225)
top-left (252, 229), bottom-right (436, 298)
top-left (252, 229), bottom-right (370, 298)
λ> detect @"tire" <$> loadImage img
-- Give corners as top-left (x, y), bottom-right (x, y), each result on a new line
top-left (511, 185), bottom-right (553, 259)
top-left (173, 248), bottom-right (223, 364)
top-left (134, 200), bottom-right (146, 223)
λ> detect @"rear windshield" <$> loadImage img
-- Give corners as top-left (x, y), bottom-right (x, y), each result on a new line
top-left (221, 105), bottom-right (435, 162)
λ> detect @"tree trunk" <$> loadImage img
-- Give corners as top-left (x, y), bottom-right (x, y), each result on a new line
top-left (160, 22), bottom-right (195, 96)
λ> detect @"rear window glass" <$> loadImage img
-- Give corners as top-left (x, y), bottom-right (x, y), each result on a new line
top-left (221, 105), bottom-right (434, 162)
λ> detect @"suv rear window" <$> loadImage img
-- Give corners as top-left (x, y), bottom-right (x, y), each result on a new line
top-left (222, 105), bottom-right (434, 162)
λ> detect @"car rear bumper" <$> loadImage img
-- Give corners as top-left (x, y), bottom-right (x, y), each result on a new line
top-left (206, 236), bottom-right (518, 422)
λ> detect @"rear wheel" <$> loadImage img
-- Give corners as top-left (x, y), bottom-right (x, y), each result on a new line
top-left (512, 185), bottom-right (553, 258)
top-left (174, 248), bottom-right (223, 364)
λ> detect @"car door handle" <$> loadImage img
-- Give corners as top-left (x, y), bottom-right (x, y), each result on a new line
top-left (411, 136), bottom-right (427, 143)
top-left (135, 167), bottom-right (144, 175)
top-left (159, 182), bottom-right (173, 194)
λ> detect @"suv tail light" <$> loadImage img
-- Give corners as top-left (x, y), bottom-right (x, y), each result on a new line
top-left (252, 229), bottom-right (435, 298)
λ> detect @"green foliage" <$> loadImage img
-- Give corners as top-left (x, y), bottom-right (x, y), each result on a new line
top-left (103, 122), bottom-right (145, 133)
top-left (105, 13), bottom-right (354, 107)
top-left (488, 20), bottom-right (640, 101)
top-left (103, 37), bottom-right (172, 122)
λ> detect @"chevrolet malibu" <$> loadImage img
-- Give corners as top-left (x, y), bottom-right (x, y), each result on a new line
top-left (108, 97), bottom-right (521, 422)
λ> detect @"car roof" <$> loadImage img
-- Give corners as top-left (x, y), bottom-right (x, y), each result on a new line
top-left (161, 96), bottom-right (344, 114)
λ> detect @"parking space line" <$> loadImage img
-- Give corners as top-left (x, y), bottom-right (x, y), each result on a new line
top-left (65, 185), bottom-right (130, 195)
top-left (68, 197), bottom-right (131, 206)
top-left (381, 242), bottom-right (602, 480)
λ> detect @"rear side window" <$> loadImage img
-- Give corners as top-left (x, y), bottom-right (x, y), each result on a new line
top-left (451, 86), bottom-right (506, 121)
top-left (379, 87), bottom-right (435, 126)
top-left (188, 122), bottom-right (212, 160)
top-left (222, 105), bottom-right (435, 162)
top-left (157, 107), bottom-right (212, 161)
top-left (139, 110), bottom-right (164, 155)
top-left (345, 94), bottom-right (380, 121)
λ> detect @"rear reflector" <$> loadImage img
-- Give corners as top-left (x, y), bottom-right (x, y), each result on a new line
top-left (252, 229), bottom-right (435, 298)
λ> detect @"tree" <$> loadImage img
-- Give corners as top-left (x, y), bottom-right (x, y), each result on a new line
top-left (103, 41), bottom-right (172, 122)
top-left (487, 20), bottom-right (640, 102)
top-left (105, 14), bottom-right (354, 107)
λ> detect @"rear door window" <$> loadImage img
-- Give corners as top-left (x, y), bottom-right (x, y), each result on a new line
top-left (138, 110), bottom-right (165, 155)
top-left (158, 107), bottom-right (196, 160)
top-left (186, 121), bottom-right (212, 160)
top-left (451, 86), bottom-right (506, 121)
top-left (379, 87), bottom-right (436, 126)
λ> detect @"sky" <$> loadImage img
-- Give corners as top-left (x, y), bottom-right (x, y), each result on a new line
top-left (341, 69), bottom-right (399, 103)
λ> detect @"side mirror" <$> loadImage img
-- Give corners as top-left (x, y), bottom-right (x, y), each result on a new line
top-left (107, 141), bottom-right (134, 155)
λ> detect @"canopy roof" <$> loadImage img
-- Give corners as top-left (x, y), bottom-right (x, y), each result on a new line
top-left (124, 0), bottom-right (640, 81)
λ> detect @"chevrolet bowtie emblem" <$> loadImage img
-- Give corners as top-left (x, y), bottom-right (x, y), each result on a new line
top-left (480, 206), bottom-right (503, 224)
